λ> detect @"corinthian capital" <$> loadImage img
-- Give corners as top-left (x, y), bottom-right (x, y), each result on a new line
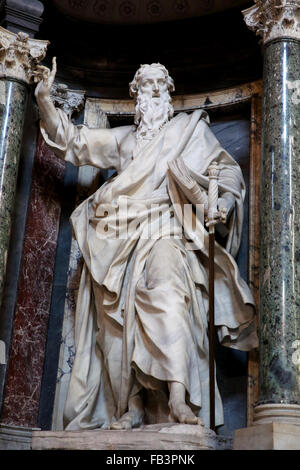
top-left (50, 83), bottom-right (86, 120)
top-left (243, 0), bottom-right (300, 44)
top-left (0, 26), bottom-right (49, 84)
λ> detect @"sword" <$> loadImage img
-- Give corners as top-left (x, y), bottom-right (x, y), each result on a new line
top-left (205, 161), bottom-right (224, 432)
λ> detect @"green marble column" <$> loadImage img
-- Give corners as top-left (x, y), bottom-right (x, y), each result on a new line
top-left (234, 3), bottom-right (300, 448)
top-left (0, 78), bottom-right (28, 308)
top-left (259, 38), bottom-right (300, 410)
top-left (0, 28), bottom-right (48, 313)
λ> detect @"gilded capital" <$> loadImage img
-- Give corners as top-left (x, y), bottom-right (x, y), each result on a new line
top-left (0, 26), bottom-right (49, 84)
top-left (243, 0), bottom-right (300, 44)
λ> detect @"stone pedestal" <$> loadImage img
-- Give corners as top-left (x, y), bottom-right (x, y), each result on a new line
top-left (31, 423), bottom-right (232, 451)
top-left (234, 422), bottom-right (300, 450)
top-left (0, 423), bottom-right (39, 450)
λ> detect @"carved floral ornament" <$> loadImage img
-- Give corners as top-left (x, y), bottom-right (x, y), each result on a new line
top-left (0, 26), bottom-right (49, 84)
top-left (243, 0), bottom-right (300, 44)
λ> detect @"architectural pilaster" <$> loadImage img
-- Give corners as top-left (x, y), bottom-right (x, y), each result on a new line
top-left (235, 0), bottom-right (300, 449)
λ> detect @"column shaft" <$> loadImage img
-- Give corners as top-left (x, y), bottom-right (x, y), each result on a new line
top-left (0, 78), bottom-right (28, 308)
top-left (259, 38), bottom-right (300, 405)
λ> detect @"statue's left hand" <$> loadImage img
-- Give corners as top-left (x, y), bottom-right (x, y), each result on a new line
top-left (205, 193), bottom-right (234, 228)
top-left (218, 192), bottom-right (235, 224)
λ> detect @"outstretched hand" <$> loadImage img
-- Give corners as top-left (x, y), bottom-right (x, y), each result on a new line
top-left (34, 56), bottom-right (57, 100)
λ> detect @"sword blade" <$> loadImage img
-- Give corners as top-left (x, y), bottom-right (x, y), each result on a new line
top-left (209, 227), bottom-right (215, 432)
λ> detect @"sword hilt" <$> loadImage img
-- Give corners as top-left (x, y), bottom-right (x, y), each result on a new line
top-left (206, 162), bottom-right (220, 231)
top-left (205, 161), bottom-right (227, 231)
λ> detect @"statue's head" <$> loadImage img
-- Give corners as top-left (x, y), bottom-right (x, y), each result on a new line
top-left (129, 63), bottom-right (175, 101)
top-left (129, 63), bottom-right (175, 139)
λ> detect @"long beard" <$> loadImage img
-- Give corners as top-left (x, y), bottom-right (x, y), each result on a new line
top-left (134, 91), bottom-right (173, 141)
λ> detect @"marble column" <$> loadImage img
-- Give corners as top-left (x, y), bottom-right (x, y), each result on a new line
top-left (234, 0), bottom-right (300, 450)
top-left (0, 27), bottom-right (48, 310)
top-left (0, 78), bottom-right (28, 310)
top-left (0, 28), bottom-right (48, 303)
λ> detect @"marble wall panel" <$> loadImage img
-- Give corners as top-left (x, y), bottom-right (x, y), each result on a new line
top-left (36, 160), bottom-right (79, 430)
top-left (50, 238), bottom-right (82, 430)
top-left (1, 135), bottom-right (65, 427)
top-left (247, 95), bottom-right (261, 425)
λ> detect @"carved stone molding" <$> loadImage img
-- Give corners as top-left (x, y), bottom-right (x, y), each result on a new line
top-left (50, 83), bottom-right (86, 120)
top-left (0, 26), bottom-right (48, 84)
top-left (243, 1), bottom-right (300, 44)
top-left (0, 423), bottom-right (39, 450)
top-left (253, 404), bottom-right (300, 426)
top-left (1, 0), bottom-right (44, 38)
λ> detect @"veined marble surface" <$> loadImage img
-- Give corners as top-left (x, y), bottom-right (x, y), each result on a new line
top-left (0, 79), bottom-right (27, 309)
top-left (259, 39), bottom-right (300, 406)
top-left (1, 135), bottom-right (65, 427)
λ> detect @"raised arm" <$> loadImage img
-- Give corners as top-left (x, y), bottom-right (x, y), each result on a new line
top-left (34, 58), bottom-right (121, 170)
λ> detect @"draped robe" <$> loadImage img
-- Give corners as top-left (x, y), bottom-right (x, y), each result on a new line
top-left (41, 108), bottom-right (258, 430)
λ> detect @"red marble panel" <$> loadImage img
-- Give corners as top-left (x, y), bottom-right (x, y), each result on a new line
top-left (1, 134), bottom-right (65, 427)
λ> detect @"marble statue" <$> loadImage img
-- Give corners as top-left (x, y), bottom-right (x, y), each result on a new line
top-left (35, 59), bottom-right (258, 431)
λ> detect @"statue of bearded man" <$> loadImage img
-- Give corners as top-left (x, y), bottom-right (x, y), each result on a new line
top-left (35, 59), bottom-right (258, 431)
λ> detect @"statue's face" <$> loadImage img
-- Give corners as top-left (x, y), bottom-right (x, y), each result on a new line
top-left (138, 67), bottom-right (168, 100)
top-left (133, 65), bottom-right (173, 135)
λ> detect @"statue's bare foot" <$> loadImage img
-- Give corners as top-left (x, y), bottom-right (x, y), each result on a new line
top-left (110, 409), bottom-right (143, 430)
top-left (169, 401), bottom-right (198, 425)
top-left (110, 391), bottom-right (144, 430)
top-left (168, 381), bottom-right (198, 425)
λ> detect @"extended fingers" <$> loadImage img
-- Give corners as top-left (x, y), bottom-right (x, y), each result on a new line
top-left (49, 57), bottom-right (57, 86)
top-left (51, 56), bottom-right (57, 75)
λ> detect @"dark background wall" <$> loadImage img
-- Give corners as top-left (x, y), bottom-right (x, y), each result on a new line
top-left (37, 0), bottom-right (262, 98)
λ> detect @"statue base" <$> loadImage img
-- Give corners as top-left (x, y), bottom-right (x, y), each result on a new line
top-left (234, 422), bottom-right (300, 450)
top-left (0, 423), bottom-right (40, 450)
top-left (31, 423), bottom-right (232, 450)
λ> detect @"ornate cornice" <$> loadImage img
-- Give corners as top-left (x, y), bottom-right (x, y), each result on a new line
top-left (50, 83), bottom-right (86, 120)
top-left (0, 26), bottom-right (48, 84)
top-left (2, 0), bottom-right (44, 37)
top-left (243, 0), bottom-right (300, 44)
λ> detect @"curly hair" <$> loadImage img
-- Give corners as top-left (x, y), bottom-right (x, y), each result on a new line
top-left (129, 63), bottom-right (175, 101)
